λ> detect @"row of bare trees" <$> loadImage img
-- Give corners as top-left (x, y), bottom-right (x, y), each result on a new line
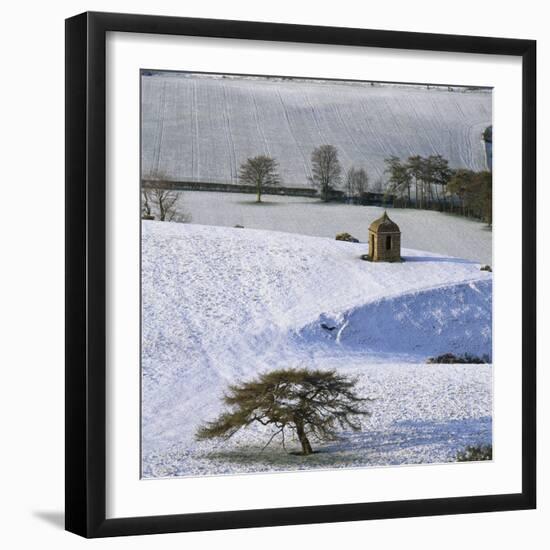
top-left (384, 155), bottom-right (492, 224)
top-left (384, 154), bottom-right (452, 208)
top-left (238, 144), bottom-right (367, 203)
top-left (142, 144), bottom-right (366, 215)
top-left (143, 144), bottom-right (491, 224)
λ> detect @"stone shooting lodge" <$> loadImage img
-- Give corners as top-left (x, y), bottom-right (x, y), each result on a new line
top-left (368, 211), bottom-right (401, 262)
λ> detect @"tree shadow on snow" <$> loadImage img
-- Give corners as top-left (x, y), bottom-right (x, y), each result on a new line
top-left (236, 200), bottom-right (283, 206)
top-left (202, 447), bottom-right (367, 469)
top-left (323, 416), bottom-right (492, 457)
top-left (201, 417), bottom-right (492, 471)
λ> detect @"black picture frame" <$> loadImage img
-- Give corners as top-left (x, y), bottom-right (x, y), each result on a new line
top-left (65, 11), bottom-right (536, 538)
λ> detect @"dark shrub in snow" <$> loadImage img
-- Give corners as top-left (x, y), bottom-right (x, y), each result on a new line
top-left (427, 353), bottom-right (490, 364)
top-left (456, 444), bottom-right (492, 462)
top-left (335, 232), bottom-right (359, 243)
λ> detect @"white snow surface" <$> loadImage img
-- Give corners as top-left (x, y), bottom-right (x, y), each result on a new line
top-left (142, 221), bottom-right (492, 478)
top-left (142, 74), bottom-right (491, 185)
top-left (181, 192), bottom-right (493, 264)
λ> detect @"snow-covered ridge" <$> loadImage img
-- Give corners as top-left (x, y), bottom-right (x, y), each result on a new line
top-left (297, 279), bottom-right (492, 360)
top-left (141, 222), bottom-right (492, 475)
top-left (142, 73), bottom-right (491, 185)
top-left (176, 192), bottom-right (493, 264)
top-left (142, 222), bottom-right (491, 346)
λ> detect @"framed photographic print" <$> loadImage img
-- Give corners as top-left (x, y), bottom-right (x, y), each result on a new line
top-left (65, 11), bottom-right (536, 538)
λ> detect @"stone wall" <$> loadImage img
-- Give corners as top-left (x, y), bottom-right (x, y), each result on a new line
top-left (369, 231), bottom-right (401, 262)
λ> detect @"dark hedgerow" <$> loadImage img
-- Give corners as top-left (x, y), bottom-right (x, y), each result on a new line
top-left (456, 444), bottom-right (493, 462)
top-left (427, 353), bottom-right (490, 364)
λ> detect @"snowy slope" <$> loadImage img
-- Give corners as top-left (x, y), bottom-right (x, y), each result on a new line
top-left (141, 74), bottom-right (492, 186)
top-left (181, 192), bottom-right (493, 264)
top-left (141, 221), bottom-right (492, 477)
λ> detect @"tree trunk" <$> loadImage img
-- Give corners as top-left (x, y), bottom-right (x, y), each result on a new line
top-left (295, 421), bottom-right (313, 455)
top-left (322, 180), bottom-right (329, 202)
top-left (256, 182), bottom-right (262, 202)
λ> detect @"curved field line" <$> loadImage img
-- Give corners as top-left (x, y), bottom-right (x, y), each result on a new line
top-left (142, 76), bottom-right (492, 186)
top-left (250, 91), bottom-right (271, 158)
top-left (333, 101), bottom-right (370, 166)
top-left (328, 105), bottom-right (356, 168)
top-left (406, 97), bottom-right (439, 156)
top-left (152, 81), bottom-right (166, 176)
top-left (221, 83), bottom-right (238, 183)
top-left (192, 81), bottom-right (200, 180)
top-left (304, 93), bottom-right (325, 144)
top-left (353, 97), bottom-right (401, 179)
top-left (276, 89), bottom-right (311, 181)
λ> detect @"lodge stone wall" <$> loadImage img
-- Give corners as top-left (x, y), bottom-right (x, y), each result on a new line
top-left (368, 212), bottom-right (401, 262)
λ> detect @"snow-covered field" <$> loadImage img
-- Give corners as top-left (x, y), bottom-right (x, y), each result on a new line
top-left (142, 73), bottom-right (491, 185)
top-left (142, 221), bottom-right (492, 478)
top-left (180, 191), bottom-right (492, 264)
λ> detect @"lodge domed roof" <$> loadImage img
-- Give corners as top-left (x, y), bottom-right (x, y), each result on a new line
top-left (369, 211), bottom-right (400, 233)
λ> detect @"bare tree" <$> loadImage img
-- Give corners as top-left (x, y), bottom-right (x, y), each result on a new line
top-left (384, 156), bottom-right (411, 204)
top-left (370, 178), bottom-right (386, 194)
top-left (425, 154), bottom-right (452, 206)
top-left (141, 174), bottom-right (190, 222)
top-left (141, 187), bottom-right (153, 219)
top-left (310, 145), bottom-right (342, 202)
top-left (238, 155), bottom-right (280, 202)
top-left (196, 368), bottom-right (372, 456)
top-left (346, 166), bottom-right (369, 201)
top-left (407, 155), bottom-right (425, 208)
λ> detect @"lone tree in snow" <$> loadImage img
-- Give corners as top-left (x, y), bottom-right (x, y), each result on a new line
top-left (239, 155), bottom-right (281, 202)
top-left (310, 144), bottom-right (342, 202)
top-left (196, 368), bottom-right (372, 455)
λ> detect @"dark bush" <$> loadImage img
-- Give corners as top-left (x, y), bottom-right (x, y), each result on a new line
top-left (335, 232), bottom-right (359, 243)
top-left (427, 353), bottom-right (490, 364)
top-left (456, 444), bottom-right (492, 462)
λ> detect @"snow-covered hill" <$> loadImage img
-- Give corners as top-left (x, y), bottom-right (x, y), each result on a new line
top-left (141, 221), bottom-right (492, 477)
top-left (142, 73), bottom-right (491, 186)
top-left (180, 192), bottom-right (493, 264)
